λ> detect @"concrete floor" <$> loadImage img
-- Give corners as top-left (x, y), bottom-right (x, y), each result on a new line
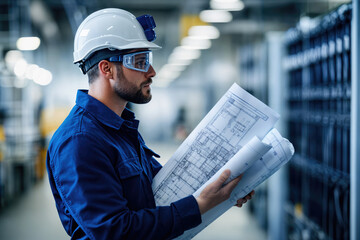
top-left (0, 142), bottom-right (267, 240)
top-left (0, 176), bottom-right (68, 240)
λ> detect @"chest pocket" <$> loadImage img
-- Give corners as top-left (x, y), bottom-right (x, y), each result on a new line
top-left (117, 157), bottom-right (143, 179)
top-left (116, 157), bottom-right (154, 210)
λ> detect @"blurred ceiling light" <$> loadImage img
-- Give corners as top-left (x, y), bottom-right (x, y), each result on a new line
top-left (173, 47), bottom-right (201, 58)
top-left (14, 59), bottom-right (28, 78)
top-left (33, 68), bottom-right (52, 86)
top-left (181, 37), bottom-right (212, 50)
top-left (200, 10), bottom-right (233, 23)
top-left (16, 37), bottom-right (41, 51)
top-left (168, 58), bottom-right (193, 66)
top-left (210, 0), bottom-right (245, 11)
top-left (43, 22), bottom-right (59, 38)
top-left (5, 50), bottom-right (23, 70)
top-left (188, 25), bottom-right (220, 39)
top-left (25, 64), bottom-right (40, 80)
top-left (169, 47), bottom-right (201, 61)
top-left (157, 68), bottom-right (173, 79)
top-left (163, 63), bottom-right (187, 72)
top-left (30, 1), bottom-right (48, 23)
top-left (156, 67), bottom-right (181, 84)
top-left (30, 1), bottom-right (59, 38)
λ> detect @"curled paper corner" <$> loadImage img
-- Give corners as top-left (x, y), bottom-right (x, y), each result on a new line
top-left (288, 140), bottom-right (295, 156)
top-left (283, 137), bottom-right (295, 156)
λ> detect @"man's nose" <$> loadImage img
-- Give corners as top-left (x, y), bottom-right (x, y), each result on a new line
top-left (146, 65), bottom-right (156, 78)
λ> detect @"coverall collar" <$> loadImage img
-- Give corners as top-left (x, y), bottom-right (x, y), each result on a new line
top-left (76, 89), bottom-right (139, 130)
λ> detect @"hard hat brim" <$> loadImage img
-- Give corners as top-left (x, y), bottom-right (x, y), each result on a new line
top-left (73, 41), bottom-right (161, 64)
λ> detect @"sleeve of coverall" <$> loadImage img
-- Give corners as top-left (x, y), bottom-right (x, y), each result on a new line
top-left (48, 132), bottom-right (201, 240)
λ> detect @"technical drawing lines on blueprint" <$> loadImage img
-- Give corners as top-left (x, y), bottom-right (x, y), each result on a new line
top-left (154, 92), bottom-right (272, 206)
top-left (152, 83), bottom-right (280, 207)
top-left (232, 129), bottom-right (295, 201)
top-left (154, 128), bottom-right (238, 205)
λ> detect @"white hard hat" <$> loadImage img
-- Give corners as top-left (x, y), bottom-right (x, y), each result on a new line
top-left (73, 8), bottom-right (161, 64)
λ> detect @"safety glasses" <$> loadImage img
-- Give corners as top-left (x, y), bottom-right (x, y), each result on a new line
top-left (108, 50), bottom-right (153, 72)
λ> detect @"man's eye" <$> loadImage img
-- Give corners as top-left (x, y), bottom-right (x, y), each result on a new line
top-left (136, 61), bottom-right (146, 68)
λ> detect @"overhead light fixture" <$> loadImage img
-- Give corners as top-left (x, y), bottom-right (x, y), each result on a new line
top-left (162, 63), bottom-right (187, 72)
top-left (188, 25), bottom-right (220, 39)
top-left (156, 67), bottom-right (181, 82)
top-left (5, 50), bottom-right (23, 70)
top-left (25, 64), bottom-right (40, 80)
top-left (16, 37), bottom-right (41, 51)
top-left (181, 37), bottom-right (212, 50)
top-left (168, 58), bottom-right (193, 66)
top-left (173, 47), bottom-right (201, 58)
top-left (33, 68), bottom-right (52, 86)
top-left (14, 59), bottom-right (28, 78)
top-left (210, 0), bottom-right (245, 11)
top-left (169, 47), bottom-right (201, 61)
top-left (200, 10), bottom-right (233, 23)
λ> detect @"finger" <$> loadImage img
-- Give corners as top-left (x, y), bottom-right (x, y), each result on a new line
top-left (212, 170), bottom-right (231, 189)
top-left (236, 201), bottom-right (243, 207)
top-left (244, 190), bottom-right (255, 200)
top-left (222, 174), bottom-right (242, 193)
top-left (235, 203), bottom-right (243, 208)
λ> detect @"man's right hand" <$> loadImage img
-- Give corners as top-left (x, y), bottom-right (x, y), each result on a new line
top-left (195, 169), bottom-right (242, 214)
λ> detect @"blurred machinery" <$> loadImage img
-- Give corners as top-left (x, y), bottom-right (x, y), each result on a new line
top-left (237, 2), bottom-right (354, 240)
top-left (284, 3), bottom-right (351, 239)
top-left (0, 1), bottom-right (50, 208)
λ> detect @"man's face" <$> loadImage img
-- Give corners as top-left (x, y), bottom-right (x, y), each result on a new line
top-left (112, 50), bottom-right (155, 104)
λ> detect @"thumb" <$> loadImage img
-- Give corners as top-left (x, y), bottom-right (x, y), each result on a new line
top-left (222, 173), bottom-right (242, 193)
top-left (212, 169), bottom-right (231, 189)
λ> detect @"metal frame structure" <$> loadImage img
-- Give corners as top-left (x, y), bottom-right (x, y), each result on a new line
top-left (350, 1), bottom-right (359, 239)
top-left (267, 31), bottom-right (288, 240)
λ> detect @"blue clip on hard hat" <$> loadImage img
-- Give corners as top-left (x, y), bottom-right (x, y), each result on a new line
top-left (136, 14), bottom-right (157, 42)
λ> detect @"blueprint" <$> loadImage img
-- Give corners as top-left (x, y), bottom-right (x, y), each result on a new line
top-left (152, 83), bottom-right (279, 206)
top-left (178, 128), bottom-right (294, 239)
top-left (193, 136), bottom-right (272, 196)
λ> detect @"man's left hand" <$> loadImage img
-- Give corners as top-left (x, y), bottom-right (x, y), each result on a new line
top-left (235, 190), bottom-right (255, 208)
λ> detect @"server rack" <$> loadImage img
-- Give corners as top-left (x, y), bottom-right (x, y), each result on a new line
top-left (284, 3), bottom-right (352, 240)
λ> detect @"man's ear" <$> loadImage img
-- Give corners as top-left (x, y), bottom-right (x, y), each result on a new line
top-left (98, 60), bottom-right (114, 79)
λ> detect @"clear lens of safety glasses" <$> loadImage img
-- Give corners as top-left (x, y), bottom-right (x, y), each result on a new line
top-left (123, 51), bottom-right (152, 72)
top-left (108, 51), bottom-right (153, 72)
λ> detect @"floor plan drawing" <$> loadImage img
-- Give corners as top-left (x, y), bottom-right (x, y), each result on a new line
top-left (152, 83), bottom-right (280, 206)
top-left (178, 129), bottom-right (294, 239)
top-left (232, 129), bottom-right (294, 201)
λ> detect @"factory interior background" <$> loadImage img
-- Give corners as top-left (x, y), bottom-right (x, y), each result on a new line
top-left (0, 0), bottom-right (359, 239)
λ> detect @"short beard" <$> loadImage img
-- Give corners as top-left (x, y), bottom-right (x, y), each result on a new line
top-left (114, 64), bottom-right (152, 104)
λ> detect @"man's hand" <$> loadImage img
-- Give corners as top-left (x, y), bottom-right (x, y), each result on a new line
top-left (235, 190), bottom-right (255, 208)
top-left (196, 169), bottom-right (242, 214)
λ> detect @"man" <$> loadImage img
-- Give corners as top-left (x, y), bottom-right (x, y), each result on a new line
top-left (47, 8), bottom-right (254, 240)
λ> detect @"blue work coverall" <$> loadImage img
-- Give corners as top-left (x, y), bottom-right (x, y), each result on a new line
top-left (46, 90), bottom-right (201, 239)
